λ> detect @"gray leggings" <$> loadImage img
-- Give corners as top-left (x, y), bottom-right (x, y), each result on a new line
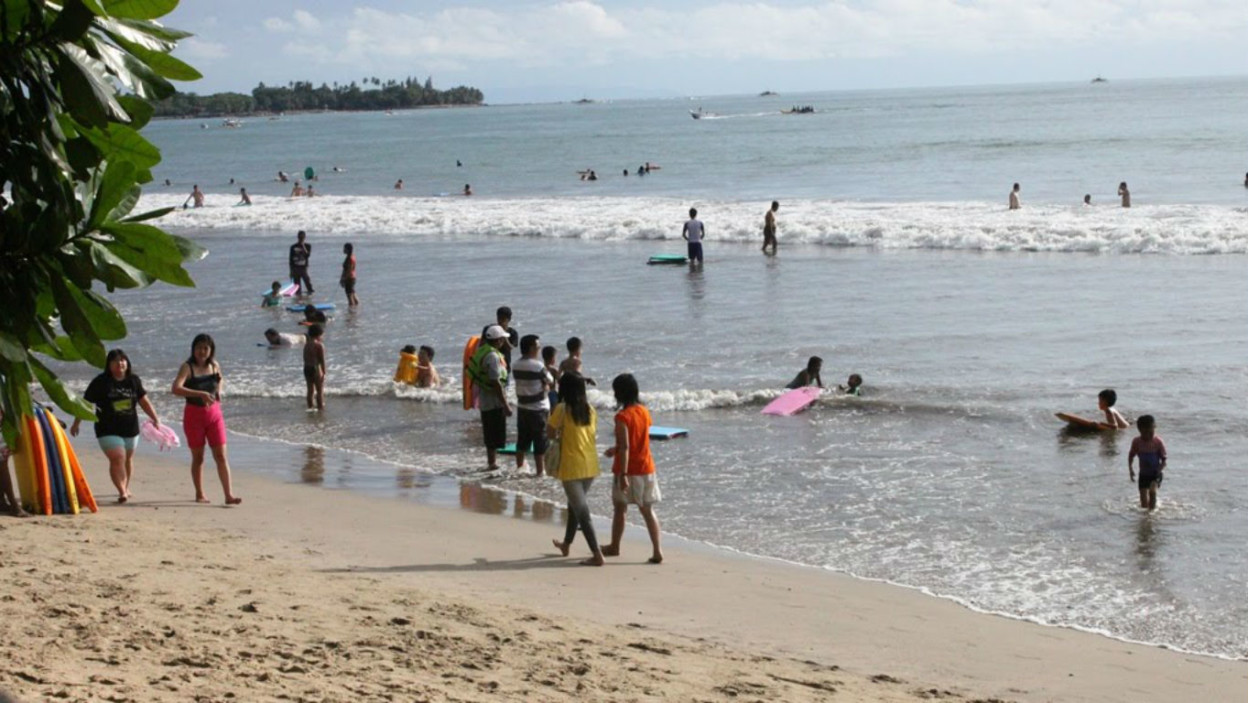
top-left (562, 477), bottom-right (600, 553)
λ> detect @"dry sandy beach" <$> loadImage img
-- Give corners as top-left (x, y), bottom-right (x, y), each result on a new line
top-left (1, 443), bottom-right (1244, 702)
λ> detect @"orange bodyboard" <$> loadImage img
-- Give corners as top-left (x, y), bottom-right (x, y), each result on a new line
top-left (24, 415), bottom-right (52, 515)
top-left (461, 335), bottom-right (481, 410)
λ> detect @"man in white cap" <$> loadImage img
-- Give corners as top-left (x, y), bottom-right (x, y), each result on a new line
top-left (468, 325), bottom-right (513, 470)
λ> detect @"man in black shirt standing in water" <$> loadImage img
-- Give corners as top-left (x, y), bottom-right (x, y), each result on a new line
top-left (289, 230), bottom-right (313, 294)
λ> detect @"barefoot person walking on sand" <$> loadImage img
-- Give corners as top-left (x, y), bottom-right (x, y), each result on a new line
top-left (71, 349), bottom-right (162, 503)
top-left (602, 373), bottom-right (663, 564)
top-left (549, 373), bottom-right (605, 566)
top-left (172, 334), bottom-right (242, 505)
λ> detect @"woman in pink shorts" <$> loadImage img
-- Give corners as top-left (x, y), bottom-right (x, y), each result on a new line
top-left (172, 334), bottom-right (241, 505)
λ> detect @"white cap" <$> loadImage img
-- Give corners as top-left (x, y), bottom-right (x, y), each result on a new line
top-left (485, 325), bottom-right (509, 341)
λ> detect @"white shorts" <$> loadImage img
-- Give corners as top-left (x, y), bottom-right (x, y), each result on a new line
top-left (612, 474), bottom-right (661, 506)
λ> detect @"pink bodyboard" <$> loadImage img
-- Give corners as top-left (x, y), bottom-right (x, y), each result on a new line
top-left (761, 387), bottom-right (822, 416)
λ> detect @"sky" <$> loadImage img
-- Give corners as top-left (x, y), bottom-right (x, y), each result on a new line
top-left (166, 1), bottom-right (1248, 103)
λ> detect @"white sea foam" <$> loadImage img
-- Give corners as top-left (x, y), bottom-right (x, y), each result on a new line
top-left (142, 193), bottom-right (1248, 255)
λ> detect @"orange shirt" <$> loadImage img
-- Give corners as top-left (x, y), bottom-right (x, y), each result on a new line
top-left (612, 404), bottom-right (655, 476)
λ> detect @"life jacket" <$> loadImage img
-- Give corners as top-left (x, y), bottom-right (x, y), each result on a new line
top-left (394, 352), bottom-right (419, 385)
top-left (467, 342), bottom-right (506, 387)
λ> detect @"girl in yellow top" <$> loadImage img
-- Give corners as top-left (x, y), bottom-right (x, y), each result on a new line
top-left (547, 373), bottom-right (604, 566)
top-left (603, 373), bottom-right (663, 564)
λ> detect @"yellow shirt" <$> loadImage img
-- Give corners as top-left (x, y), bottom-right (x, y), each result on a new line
top-left (394, 352), bottom-right (419, 385)
top-left (549, 403), bottom-right (598, 482)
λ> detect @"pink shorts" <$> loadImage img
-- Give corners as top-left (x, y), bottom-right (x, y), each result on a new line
top-left (183, 403), bottom-right (227, 449)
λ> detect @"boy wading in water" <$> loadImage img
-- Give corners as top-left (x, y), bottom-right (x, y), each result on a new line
top-left (762, 200), bottom-right (779, 255)
top-left (1128, 415), bottom-right (1167, 511)
top-left (304, 324), bottom-right (326, 412)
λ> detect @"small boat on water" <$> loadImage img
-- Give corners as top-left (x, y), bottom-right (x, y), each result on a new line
top-left (690, 107), bottom-right (718, 120)
top-left (221, 118), bottom-right (243, 128)
top-left (781, 105), bottom-right (815, 115)
top-left (1091, 76), bottom-right (1108, 83)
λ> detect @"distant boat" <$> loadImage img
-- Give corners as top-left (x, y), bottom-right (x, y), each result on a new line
top-left (574, 98), bottom-right (595, 104)
top-left (690, 107), bottom-right (715, 120)
top-left (1091, 76), bottom-right (1108, 83)
top-left (221, 118), bottom-right (242, 128)
top-left (781, 106), bottom-right (815, 115)
top-left (759, 90), bottom-right (778, 97)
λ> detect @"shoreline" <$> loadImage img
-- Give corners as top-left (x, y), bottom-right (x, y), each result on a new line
top-left (226, 429), bottom-right (1245, 664)
top-left (2, 435), bottom-right (1242, 702)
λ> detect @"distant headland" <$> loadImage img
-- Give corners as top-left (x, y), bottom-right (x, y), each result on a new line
top-left (154, 77), bottom-right (484, 118)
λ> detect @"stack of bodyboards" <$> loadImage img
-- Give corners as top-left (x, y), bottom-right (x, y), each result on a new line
top-left (12, 405), bottom-right (98, 515)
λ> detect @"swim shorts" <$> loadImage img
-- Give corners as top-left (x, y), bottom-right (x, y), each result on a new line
top-left (612, 473), bottom-right (662, 506)
top-left (97, 435), bottom-right (138, 453)
top-left (183, 402), bottom-right (227, 449)
top-left (303, 364), bottom-right (320, 383)
top-left (515, 408), bottom-right (549, 455)
top-left (341, 278), bottom-right (356, 296)
top-left (1138, 467), bottom-right (1163, 490)
top-left (480, 408), bottom-right (507, 449)
top-left (687, 242), bottom-right (703, 263)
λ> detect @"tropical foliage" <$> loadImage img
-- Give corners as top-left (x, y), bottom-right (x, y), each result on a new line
top-left (0, 0), bottom-right (205, 445)
top-left (153, 76), bottom-right (485, 117)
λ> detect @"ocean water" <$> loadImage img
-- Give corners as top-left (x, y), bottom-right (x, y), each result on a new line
top-left (61, 77), bottom-right (1248, 659)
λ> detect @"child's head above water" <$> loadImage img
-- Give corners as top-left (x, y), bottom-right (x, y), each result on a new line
top-left (264, 328), bottom-right (280, 343)
top-left (270, 281), bottom-right (281, 293)
top-left (806, 356), bottom-right (823, 374)
top-left (401, 344), bottom-right (417, 355)
top-left (1098, 388), bottom-right (1118, 409)
top-left (419, 345), bottom-right (434, 361)
top-left (846, 373), bottom-right (862, 389)
top-left (1136, 414), bottom-right (1155, 437)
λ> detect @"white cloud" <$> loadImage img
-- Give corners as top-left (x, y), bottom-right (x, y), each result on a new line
top-left (261, 1), bottom-right (1248, 70)
top-left (179, 37), bottom-right (228, 61)
top-left (263, 17), bottom-right (294, 33)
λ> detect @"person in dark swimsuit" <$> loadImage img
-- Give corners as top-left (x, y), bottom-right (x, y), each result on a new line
top-left (172, 334), bottom-right (242, 505)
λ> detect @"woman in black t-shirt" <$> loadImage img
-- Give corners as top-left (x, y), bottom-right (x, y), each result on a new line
top-left (71, 349), bottom-right (161, 503)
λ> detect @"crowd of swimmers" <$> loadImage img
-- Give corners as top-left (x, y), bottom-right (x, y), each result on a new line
top-left (1010, 181), bottom-right (1132, 209)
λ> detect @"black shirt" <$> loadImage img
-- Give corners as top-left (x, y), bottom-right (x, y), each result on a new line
top-left (83, 373), bottom-right (147, 438)
top-left (289, 242), bottom-right (311, 268)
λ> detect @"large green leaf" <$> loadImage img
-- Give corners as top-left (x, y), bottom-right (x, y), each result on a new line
top-left (113, 16), bottom-right (191, 42)
top-left (106, 240), bottom-right (193, 287)
top-left (31, 336), bottom-right (86, 363)
top-left (2, 2), bottom-right (31, 41)
top-left (81, 122), bottom-right (161, 168)
top-left (51, 0), bottom-right (96, 41)
top-left (102, 0), bottom-right (178, 21)
top-left (116, 38), bottom-right (201, 81)
top-left (30, 356), bottom-right (96, 421)
top-left (88, 160), bottom-right (138, 227)
top-left (116, 94), bottom-right (154, 128)
top-left (121, 205), bottom-right (173, 223)
top-left (48, 274), bottom-right (106, 366)
top-left (96, 15), bottom-right (175, 52)
top-left (0, 332), bottom-right (28, 363)
top-left (87, 239), bottom-right (152, 288)
top-left (101, 221), bottom-right (198, 285)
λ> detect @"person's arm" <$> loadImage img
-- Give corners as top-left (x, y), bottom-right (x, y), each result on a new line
top-left (1127, 440), bottom-right (1137, 481)
top-left (138, 395), bottom-right (160, 427)
top-left (317, 343), bottom-right (327, 377)
top-left (546, 406), bottom-right (561, 440)
top-left (72, 378), bottom-right (101, 436)
top-left (611, 418), bottom-right (630, 489)
top-left (682, 222), bottom-right (689, 241)
top-left (1157, 438), bottom-right (1167, 470)
top-left (486, 355), bottom-right (511, 416)
top-left (815, 373), bottom-right (824, 388)
top-left (428, 364), bottom-right (440, 387)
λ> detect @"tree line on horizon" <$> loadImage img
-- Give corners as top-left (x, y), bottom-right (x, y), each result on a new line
top-left (153, 76), bottom-right (485, 117)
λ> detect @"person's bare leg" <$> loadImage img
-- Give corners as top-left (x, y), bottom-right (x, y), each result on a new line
top-left (640, 505), bottom-right (663, 563)
top-left (190, 446), bottom-right (209, 502)
top-left (315, 379), bottom-right (324, 411)
top-left (306, 380), bottom-right (314, 410)
top-left (105, 447), bottom-right (127, 502)
top-left (0, 460), bottom-right (27, 516)
top-left (1139, 488), bottom-right (1149, 509)
top-left (535, 453), bottom-right (545, 477)
top-left (1148, 484), bottom-right (1158, 511)
top-left (123, 448), bottom-right (136, 498)
top-left (486, 447), bottom-right (498, 471)
top-left (603, 504), bottom-right (626, 556)
top-left (210, 444), bottom-right (241, 505)
top-left (515, 450), bottom-right (526, 471)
